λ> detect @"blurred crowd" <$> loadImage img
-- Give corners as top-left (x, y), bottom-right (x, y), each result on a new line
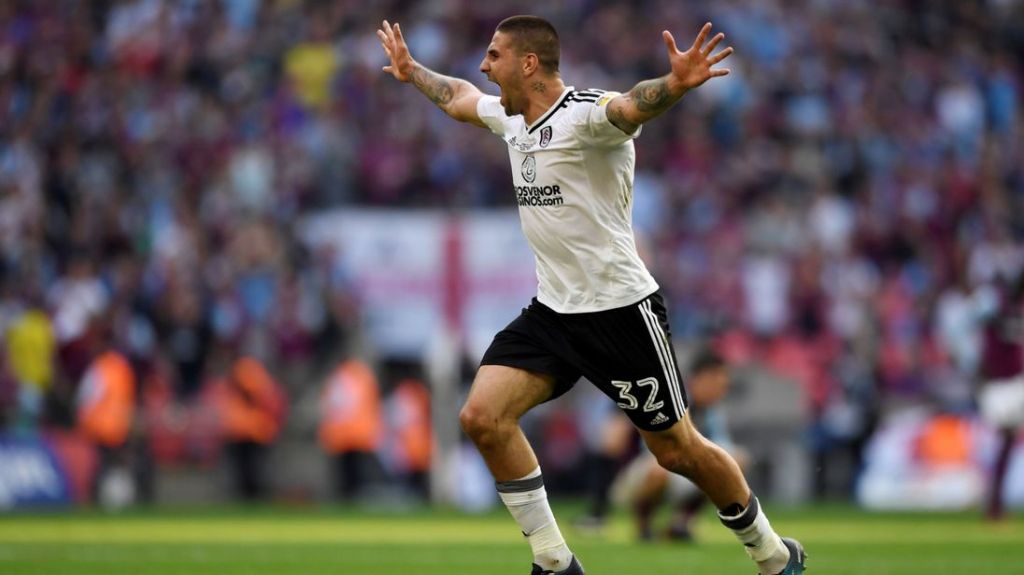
top-left (0, 0), bottom-right (1022, 503)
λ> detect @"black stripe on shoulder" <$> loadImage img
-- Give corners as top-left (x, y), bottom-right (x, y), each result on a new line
top-left (528, 90), bottom-right (574, 134)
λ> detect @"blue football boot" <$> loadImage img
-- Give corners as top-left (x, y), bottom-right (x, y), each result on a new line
top-left (771, 537), bottom-right (807, 575)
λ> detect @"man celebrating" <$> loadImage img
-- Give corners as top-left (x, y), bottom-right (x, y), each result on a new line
top-left (378, 15), bottom-right (806, 575)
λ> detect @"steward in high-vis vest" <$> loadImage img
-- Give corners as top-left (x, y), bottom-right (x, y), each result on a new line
top-left (214, 356), bottom-right (287, 500)
top-left (319, 359), bottom-right (385, 500)
top-left (218, 357), bottom-right (286, 445)
top-left (77, 351), bottom-right (135, 448)
top-left (386, 377), bottom-right (432, 498)
top-left (76, 349), bottom-right (137, 506)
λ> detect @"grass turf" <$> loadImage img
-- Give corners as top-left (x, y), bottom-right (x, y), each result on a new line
top-left (0, 503), bottom-right (1021, 574)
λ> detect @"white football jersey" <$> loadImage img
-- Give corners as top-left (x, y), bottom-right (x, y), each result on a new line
top-left (477, 86), bottom-right (659, 313)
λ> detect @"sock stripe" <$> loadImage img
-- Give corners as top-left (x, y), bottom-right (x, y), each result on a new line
top-left (496, 474), bottom-right (545, 493)
top-left (719, 493), bottom-right (759, 530)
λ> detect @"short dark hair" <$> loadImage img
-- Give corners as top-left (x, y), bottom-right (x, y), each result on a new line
top-left (496, 15), bottom-right (560, 74)
top-left (689, 348), bottom-right (726, 376)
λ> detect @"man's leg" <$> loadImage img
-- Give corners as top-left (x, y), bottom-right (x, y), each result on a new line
top-left (459, 365), bottom-right (578, 573)
top-left (640, 415), bottom-right (803, 575)
top-left (578, 413), bottom-right (633, 531)
top-left (632, 460), bottom-right (669, 540)
top-left (665, 491), bottom-right (707, 541)
top-left (987, 427), bottom-right (1016, 520)
top-left (578, 450), bottom-right (617, 527)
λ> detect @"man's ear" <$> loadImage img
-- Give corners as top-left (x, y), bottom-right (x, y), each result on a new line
top-left (522, 53), bottom-right (539, 76)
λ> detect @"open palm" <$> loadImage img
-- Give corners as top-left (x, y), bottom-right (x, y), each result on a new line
top-left (377, 20), bottom-right (415, 82)
top-left (665, 23), bottom-right (733, 90)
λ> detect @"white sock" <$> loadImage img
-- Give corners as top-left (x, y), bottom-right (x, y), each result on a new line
top-left (497, 467), bottom-right (573, 572)
top-left (719, 495), bottom-right (789, 575)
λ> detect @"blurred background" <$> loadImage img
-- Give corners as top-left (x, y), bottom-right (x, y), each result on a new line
top-left (0, 0), bottom-right (1022, 521)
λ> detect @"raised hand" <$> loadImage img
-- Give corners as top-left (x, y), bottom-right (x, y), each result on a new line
top-left (377, 20), bottom-right (415, 82)
top-left (664, 23), bottom-right (733, 91)
top-left (375, 19), bottom-right (485, 125)
top-left (605, 22), bottom-right (735, 133)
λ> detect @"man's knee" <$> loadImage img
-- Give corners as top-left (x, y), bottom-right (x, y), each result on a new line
top-left (459, 400), bottom-right (502, 443)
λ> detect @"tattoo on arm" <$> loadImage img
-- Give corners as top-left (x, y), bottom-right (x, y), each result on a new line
top-left (411, 66), bottom-right (455, 108)
top-left (607, 102), bottom-right (638, 134)
top-left (629, 78), bottom-right (673, 113)
top-left (610, 76), bottom-right (682, 131)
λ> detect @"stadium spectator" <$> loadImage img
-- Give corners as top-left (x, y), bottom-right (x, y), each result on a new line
top-left (3, 300), bottom-right (55, 433)
top-left (977, 271), bottom-right (1024, 520)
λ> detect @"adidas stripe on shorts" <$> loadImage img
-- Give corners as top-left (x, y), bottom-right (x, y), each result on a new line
top-left (480, 291), bottom-right (689, 431)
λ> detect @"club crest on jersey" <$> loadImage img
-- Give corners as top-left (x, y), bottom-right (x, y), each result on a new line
top-left (539, 126), bottom-right (552, 148)
top-left (521, 154), bottom-right (537, 183)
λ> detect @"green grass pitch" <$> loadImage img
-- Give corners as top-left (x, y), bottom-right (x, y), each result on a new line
top-left (0, 503), bottom-right (1021, 574)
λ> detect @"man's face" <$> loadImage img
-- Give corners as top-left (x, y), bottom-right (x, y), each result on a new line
top-left (479, 31), bottom-right (523, 116)
top-left (689, 366), bottom-right (730, 408)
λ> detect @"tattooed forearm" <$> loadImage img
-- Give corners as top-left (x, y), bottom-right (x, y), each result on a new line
top-left (629, 78), bottom-right (673, 113)
top-left (608, 75), bottom-right (686, 132)
top-left (403, 63), bottom-right (485, 126)
top-left (411, 66), bottom-right (455, 107)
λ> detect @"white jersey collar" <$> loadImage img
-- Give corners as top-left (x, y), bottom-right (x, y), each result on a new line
top-left (526, 86), bottom-right (574, 134)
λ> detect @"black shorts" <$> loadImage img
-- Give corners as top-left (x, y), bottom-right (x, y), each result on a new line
top-left (480, 291), bottom-right (689, 431)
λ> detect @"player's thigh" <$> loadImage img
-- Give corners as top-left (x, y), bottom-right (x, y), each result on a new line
top-left (464, 364), bottom-right (559, 422)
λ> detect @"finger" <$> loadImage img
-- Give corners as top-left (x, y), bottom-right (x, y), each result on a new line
top-left (691, 22), bottom-right (712, 51)
top-left (662, 30), bottom-right (679, 54)
top-left (702, 32), bottom-right (725, 56)
top-left (383, 65), bottom-right (394, 74)
top-left (382, 19), bottom-right (396, 43)
top-left (710, 68), bottom-right (731, 77)
top-left (376, 29), bottom-right (391, 47)
top-left (708, 46), bottom-right (734, 65)
top-left (389, 22), bottom-right (405, 49)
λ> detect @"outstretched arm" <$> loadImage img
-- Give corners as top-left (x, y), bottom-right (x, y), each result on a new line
top-left (606, 23), bottom-right (733, 135)
top-left (377, 20), bottom-right (486, 128)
